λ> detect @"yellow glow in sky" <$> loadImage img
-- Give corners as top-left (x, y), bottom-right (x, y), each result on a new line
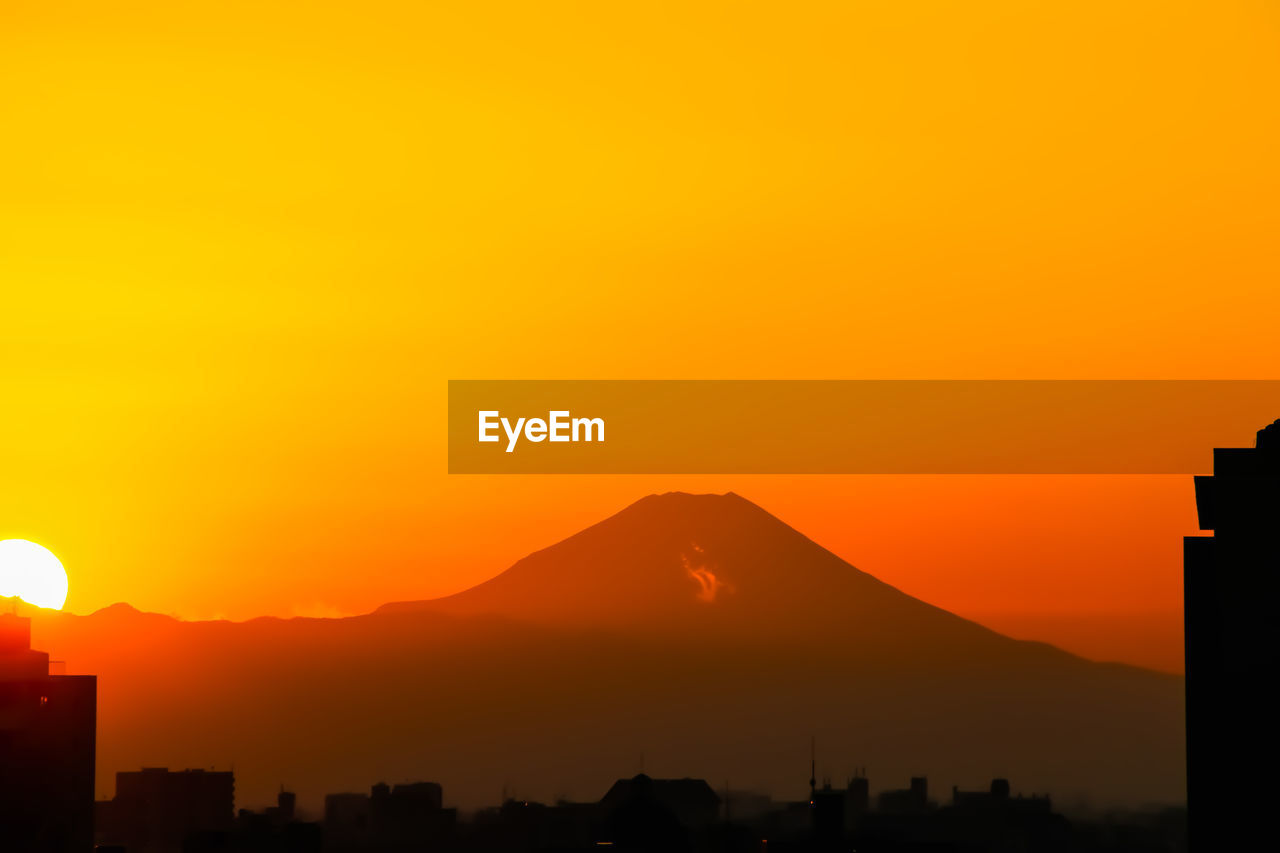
top-left (2, 1), bottom-right (1277, 672)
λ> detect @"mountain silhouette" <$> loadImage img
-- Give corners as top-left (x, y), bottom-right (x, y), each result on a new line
top-left (29, 493), bottom-right (1184, 813)
top-left (381, 492), bottom-right (1073, 666)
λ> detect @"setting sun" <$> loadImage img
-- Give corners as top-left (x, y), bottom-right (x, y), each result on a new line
top-left (0, 539), bottom-right (68, 610)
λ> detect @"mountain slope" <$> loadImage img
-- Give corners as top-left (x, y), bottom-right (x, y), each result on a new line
top-left (380, 492), bottom-right (1065, 663)
top-left (29, 493), bottom-right (1185, 813)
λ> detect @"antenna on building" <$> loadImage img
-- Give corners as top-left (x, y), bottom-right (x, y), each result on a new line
top-left (809, 736), bottom-right (816, 798)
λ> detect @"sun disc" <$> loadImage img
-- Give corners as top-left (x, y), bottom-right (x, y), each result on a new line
top-left (0, 539), bottom-right (69, 610)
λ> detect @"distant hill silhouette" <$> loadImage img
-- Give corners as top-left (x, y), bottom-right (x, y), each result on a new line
top-left (29, 493), bottom-right (1184, 813)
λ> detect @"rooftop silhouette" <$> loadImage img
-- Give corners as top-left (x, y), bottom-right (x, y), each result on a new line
top-left (86, 764), bottom-right (1184, 852)
top-left (1184, 419), bottom-right (1280, 851)
top-left (0, 613), bottom-right (96, 853)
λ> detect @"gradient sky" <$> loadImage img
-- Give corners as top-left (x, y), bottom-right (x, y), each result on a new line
top-left (3, 1), bottom-right (1279, 674)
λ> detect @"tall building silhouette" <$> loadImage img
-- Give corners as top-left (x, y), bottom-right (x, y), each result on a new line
top-left (0, 612), bottom-right (97, 853)
top-left (1184, 419), bottom-right (1280, 851)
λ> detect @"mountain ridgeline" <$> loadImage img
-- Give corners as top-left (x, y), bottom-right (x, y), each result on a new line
top-left (31, 493), bottom-right (1185, 812)
top-left (382, 492), bottom-right (1068, 663)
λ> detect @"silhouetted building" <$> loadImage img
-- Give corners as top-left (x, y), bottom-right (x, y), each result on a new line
top-left (323, 793), bottom-right (371, 848)
top-left (265, 789), bottom-right (297, 824)
top-left (843, 771), bottom-right (869, 830)
top-left (323, 781), bottom-right (455, 851)
top-left (599, 774), bottom-right (721, 829)
top-left (597, 775), bottom-right (719, 852)
top-left (876, 776), bottom-right (930, 814)
top-left (1184, 420), bottom-right (1280, 851)
top-left (809, 781), bottom-right (845, 848)
top-left (309, 768), bottom-right (1175, 852)
top-left (236, 787), bottom-right (299, 830)
top-left (847, 777), bottom-right (1071, 853)
top-left (96, 767), bottom-right (235, 853)
top-left (0, 612), bottom-right (97, 853)
top-left (464, 797), bottom-right (599, 852)
top-left (220, 789), bottom-right (322, 853)
top-left (951, 778), bottom-right (1051, 814)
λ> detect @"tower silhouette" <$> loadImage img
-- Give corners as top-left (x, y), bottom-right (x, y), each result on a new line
top-left (1184, 419), bottom-right (1280, 850)
top-left (809, 735), bottom-right (816, 800)
top-left (0, 613), bottom-right (97, 853)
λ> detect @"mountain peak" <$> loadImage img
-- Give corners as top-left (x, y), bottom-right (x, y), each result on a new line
top-left (626, 490), bottom-right (751, 508)
top-left (93, 602), bottom-right (143, 616)
top-left (605, 490), bottom-right (763, 528)
top-left (377, 492), bottom-right (1004, 654)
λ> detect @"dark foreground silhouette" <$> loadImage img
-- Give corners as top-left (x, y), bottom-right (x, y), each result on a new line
top-left (1184, 419), bottom-right (1280, 851)
top-left (91, 766), bottom-right (1186, 853)
top-left (0, 613), bottom-right (95, 852)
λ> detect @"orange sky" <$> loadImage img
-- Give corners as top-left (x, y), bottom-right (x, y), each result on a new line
top-left (3, 1), bottom-right (1279, 674)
